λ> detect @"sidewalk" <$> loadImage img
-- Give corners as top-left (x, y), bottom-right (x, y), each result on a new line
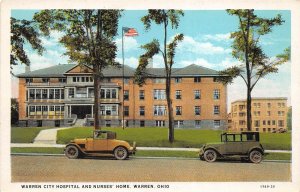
top-left (33, 127), bottom-right (71, 144)
top-left (10, 143), bottom-right (291, 153)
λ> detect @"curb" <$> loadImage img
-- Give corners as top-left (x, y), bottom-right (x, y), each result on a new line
top-left (10, 153), bottom-right (291, 163)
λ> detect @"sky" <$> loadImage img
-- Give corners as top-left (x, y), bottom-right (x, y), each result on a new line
top-left (11, 10), bottom-right (291, 109)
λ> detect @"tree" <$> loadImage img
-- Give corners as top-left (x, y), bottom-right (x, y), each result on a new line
top-left (219, 9), bottom-right (289, 131)
top-left (11, 17), bottom-right (44, 74)
top-left (33, 10), bottom-right (122, 130)
top-left (134, 10), bottom-right (184, 143)
top-left (11, 98), bottom-right (19, 125)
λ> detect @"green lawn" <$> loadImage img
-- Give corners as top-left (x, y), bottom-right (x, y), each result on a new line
top-left (11, 147), bottom-right (291, 160)
top-left (57, 127), bottom-right (291, 150)
top-left (11, 127), bottom-right (55, 143)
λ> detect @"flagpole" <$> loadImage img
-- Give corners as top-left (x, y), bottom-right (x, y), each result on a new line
top-left (122, 27), bottom-right (125, 129)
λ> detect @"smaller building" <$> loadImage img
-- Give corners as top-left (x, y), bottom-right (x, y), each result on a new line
top-left (228, 97), bottom-right (288, 133)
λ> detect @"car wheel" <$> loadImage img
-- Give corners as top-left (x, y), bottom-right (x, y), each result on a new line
top-left (65, 145), bottom-right (80, 159)
top-left (249, 150), bottom-right (263, 164)
top-left (114, 146), bottom-right (128, 160)
top-left (203, 149), bottom-right (217, 162)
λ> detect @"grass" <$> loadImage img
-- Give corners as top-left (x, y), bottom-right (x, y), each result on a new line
top-left (10, 147), bottom-right (291, 160)
top-left (57, 127), bottom-right (291, 150)
top-left (11, 127), bottom-right (55, 143)
top-left (11, 147), bottom-right (64, 154)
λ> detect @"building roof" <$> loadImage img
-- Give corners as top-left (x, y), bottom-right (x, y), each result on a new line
top-left (231, 97), bottom-right (288, 104)
top-left (17, 63), bottom-right (220, 78)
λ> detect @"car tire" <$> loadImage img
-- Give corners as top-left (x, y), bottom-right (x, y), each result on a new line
top-left (65, 145), bottom-right (80, 159)
top-left (114, 146), bottom-right (128, 160)
top-left (249, 150), bottom-right (263, 164)
top-left (203, 149), bottom-right (217, 162)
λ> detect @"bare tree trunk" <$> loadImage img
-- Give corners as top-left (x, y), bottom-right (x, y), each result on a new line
top-left (93, 64), bottom-right (100, 130)
top-left (166, 73), bottom-right (174, 142)
top-left (246, 86), bottom-right (252, 131)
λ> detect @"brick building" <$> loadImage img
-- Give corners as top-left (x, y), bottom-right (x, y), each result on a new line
top-left (228, 97), bottom-right (288, 132)
top-left (17, 64), bottom-right (228, 129)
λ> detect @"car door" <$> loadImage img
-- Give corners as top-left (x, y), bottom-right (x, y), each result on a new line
top-left (224, 134), bottom-right (243, 155)
top-left (93, 132), bottom-right (108, 152)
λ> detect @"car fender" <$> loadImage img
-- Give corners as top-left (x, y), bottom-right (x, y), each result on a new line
top-left (113, 145), bottom-right (129, 153)
top-left (204, 147), bottom-right (221, 156)
top-left (247, 146), bottom-right (264, 155)
top-left (65, 143), bottom-right (86, 154)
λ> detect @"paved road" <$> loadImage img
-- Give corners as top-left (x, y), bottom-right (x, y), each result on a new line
top-left (11, 155), bottom-right (291, 182)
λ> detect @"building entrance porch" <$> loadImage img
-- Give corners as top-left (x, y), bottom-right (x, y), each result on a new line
top-left (66, 104), bottom-right (93, 119)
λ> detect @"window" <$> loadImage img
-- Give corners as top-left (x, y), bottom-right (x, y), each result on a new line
top-left (263, 128), bottom-right (266, 132)
top-left (68, 88), bottom-right (74, 98)
top-left (267, 103), bottom-right (271, 108)
top-left (278, 111), bottom-right (285, 116)
top-left (36, 106), bottom-right (42, 114)
top-left (73, 77), bottom-right (77, 82)
top-left (155, 120), bottom-right (165, 127)
top-left (139, 106), bottom-right (145, 116)
top-left (26, 78), bottom-right (33, 83)
top-left (42, 89), bottom-right (48, 99)
top-left (58, 78), bottom-right (67, 83)
top-left (29, 89), bottom-right (35, 99)
top-left (263, 120), bottom-right (266, 125)
top-left (194, 90), bottom-right (201, 99)
top-left (278, 120), bottom-right (284, 127)
top-left (175, 90), bottom-right (181, 99)
top-left (139, 90), bottom-right (145, 100)
top-left (194, 77), bottom-right (201, 82)
top-left (213, 77), bottom-right (220, 82)
top-left (174, 120), bottom-right (184, 128)
top-left (111, 89), bottom-right (117, 99)
top-left (195, 106), bottom-right (201, 115)
top-left (239, 120), bottom-right (245, 125)
top-left (55, 89), bottom-right (60, 99)
top-left (124, 90), bottom-right (129, 101)
top-left (124, 106), bottom-right (129, 116)
top-left (55, 106), bottom-right (61, 116)
top-left (267, 111), bottom-right (271, 116)
top-left (254, 120), bottom-right (260, 127)
top-left (213, 89), bottom-right (220, 100)
top-left (42, 78), bottom-right (49, 83)
top-left (153, 89), bottom-right (166, 100)
top-left (272, 120), bottom-right (276, 125)
top-left (140, 120), bottom-right (145, 127)
top-left (124, 78), bottom-right (130, 84)
top-left (176, 106), bottom-right (182, 115)
top-left (214, 120), bottom-right (221, 128)
top-left (34, 89), bottom-right (41, 99)
top-left (254, 111), bottom-right (261, 116)
top-left (267, 120), bottom-right (271, 126)
top-left (100, 89), bottom-right (105, 98)
top-left (106, 89), bottom-right (111, 99)
top-left (154, 105), bottom-right (167, 116)
top-left (214, 105), bottom-right (220, 115)
top-left (175, 77), bottom-right (182, 83)
top-left (195, 120), bottom-right (201, 128)
top-left (42, 106), bottom-right (48, 115)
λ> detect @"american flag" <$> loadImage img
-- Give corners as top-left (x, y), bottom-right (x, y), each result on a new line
top-left (124, 28), bottom-right (138, 37)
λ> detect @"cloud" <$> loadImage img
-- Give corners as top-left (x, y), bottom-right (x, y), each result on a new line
top-left (177, 36), bottom-right (231, 55)
top-left (203, 33), bottom-right (231, 42)
top-left (179, 57), bottom-right (241, 70)
top-left (115, 37), bottom-right (139, 53)
top-left (116, 57), bottom-right (139, 68)
top-left (40, 31), bottom-right (64, 47)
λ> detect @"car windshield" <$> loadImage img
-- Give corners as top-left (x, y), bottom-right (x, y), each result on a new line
top-left (94, 131), bottom-right (107, 139)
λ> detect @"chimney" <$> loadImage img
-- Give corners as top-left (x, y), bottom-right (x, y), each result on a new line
top-left (25, 65), bottom-right (31, 73)
top-left (147, 58), bottom-right (153, 68)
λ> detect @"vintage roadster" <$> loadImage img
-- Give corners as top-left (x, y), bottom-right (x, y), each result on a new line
top-left (64, 130), bottom-right (136, 160)
top-left (199, 132), bottom-right (264, 163)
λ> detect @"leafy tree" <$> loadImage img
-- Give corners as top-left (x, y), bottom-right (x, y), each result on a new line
top-left (34, 10), bottom-right (122, 130)
top-left (219, 9), bottom-right (289, 131)
top-left (134, 10), bottom-right (184, 143)
top-left (11, 17), bottom-right (44, 74)
top-left (11, 98), bottom-right (19, 125)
